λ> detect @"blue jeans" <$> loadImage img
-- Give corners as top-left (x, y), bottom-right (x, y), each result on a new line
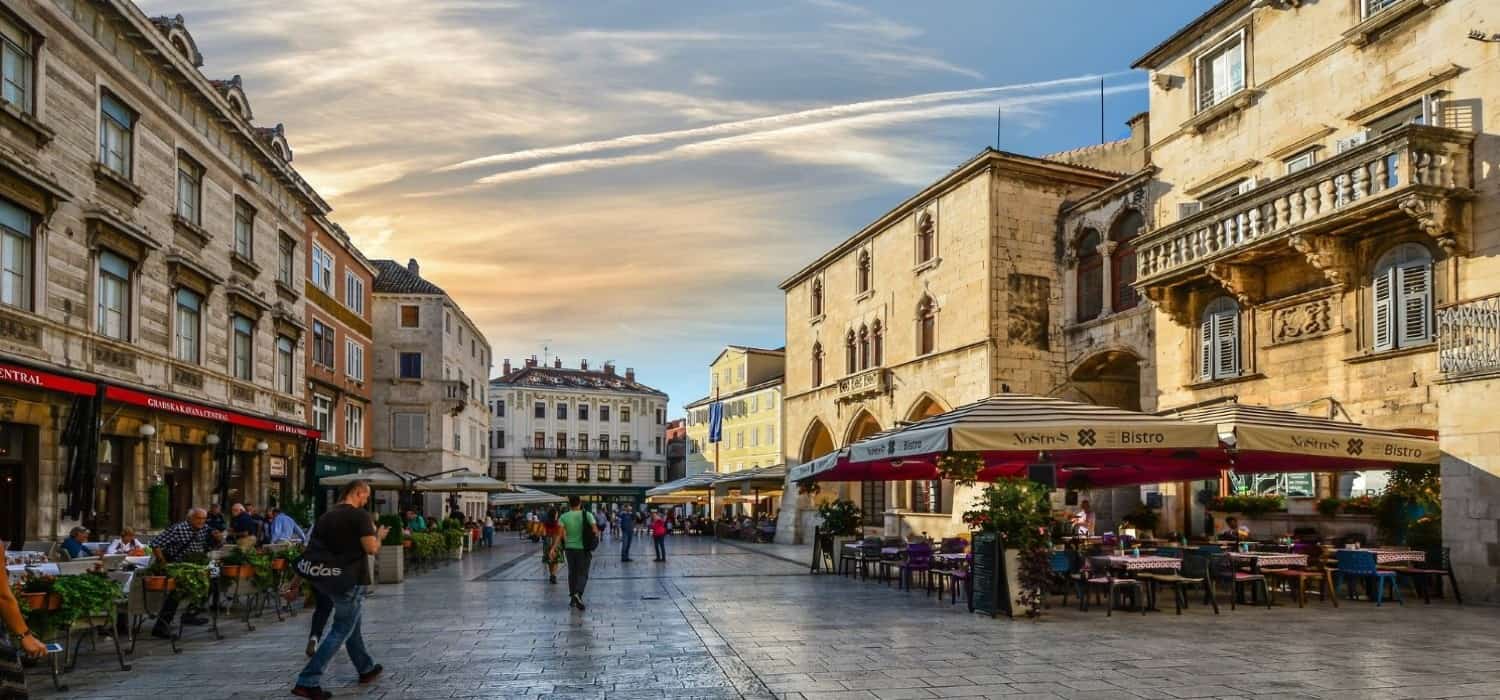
top-left (654, 535), bottom-right (666, 560)
top-left (297, 585), bottom-right (375, 688)
top-left (620, 530), bottom-right (634, 559)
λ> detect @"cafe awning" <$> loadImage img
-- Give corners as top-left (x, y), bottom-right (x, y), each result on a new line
top-left (646, 472), bottom-right (718, 498)
top-left (488, 486), bottom-right (566, 506)
top-left (318, 468), bottom-right (410, 490)
top-left (788, 449), bottom-right (848, 483)
top-left (712, 464), bottom-right (787, 489)
top-left (412, 471), bottom-right (512, 493)
top-left (1170, 402), bottom-right (1439, 471)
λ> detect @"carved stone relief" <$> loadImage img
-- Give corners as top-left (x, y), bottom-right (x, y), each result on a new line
top-left (1271, 297), bottom-right (1337, 345)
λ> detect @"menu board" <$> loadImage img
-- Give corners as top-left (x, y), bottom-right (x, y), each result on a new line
top-left (971, 532), bottom-right (1001, 617)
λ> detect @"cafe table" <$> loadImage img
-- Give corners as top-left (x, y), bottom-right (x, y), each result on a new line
top-left (1361, 548), bottom-right (1428, 565)
top-left (1091, 555), bottom-right (1182, 573)
top-left (1229, 551), bottom-right (1307, 573)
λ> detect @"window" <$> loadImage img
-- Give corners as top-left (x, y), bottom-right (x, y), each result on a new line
top-left (736, 430), bottom-right (744, 449)
top-left (768, 424), bottom-right (775, 444)
top-left (916, 211), bottom-right (935, 263)
top-left (654, 466), bottom-right (664, 483)
top-left (444, 312), bottom-right (451, 334)
top-left (1, 15), bottom-right (33, 113)
top-left (856, 250), bottom-right (871, 294)
top-left (811, 342), bottom-right (823, 387)
top-left (231, 315), bottom-right (254, 380)
top-left (576, 465), bottom-right (590, 483)
top-left (275, 336), bottom-right (294, 393)
top-left (1198, 297), bottom-right (1241, 381)
top-left (597, 465), bottom-right (611, 482)
top-left (496, 430), bottom-right (505, 449)
top-left (233, 198), bottom-right (254, 259)
top-left (341, 271), bottom-right (365, 314)
top-left (910, 480), bottom-right (943, 514)
top-left (176, 157), bottom-right (203, 225)
top-left (453, 428), bottom-right (461, 452)
top-left (311, 245), bottom-right (334, 292)
top-left (916, 296), bottom-right (936, 355)
top-left (810, 278), bottom-right (824, 317)
top-left (553, 464), bottom-right (568, 482)
top-left (600, 405), bottom-right (610, 422)
top-left (620, 465), bottom-right (632, 483)
top-left (0, 197), bottom-right (31, 310)
top-left (313, 395), bottom-right (333, 442)
top-left (311, 320), bottom-right (334, 368)
top-left (858, 325), bottom-right (870, 370)
top-left (174, 288), bottom-right (202, 362)
top-left (871, 320), bottom-right (884, 366)
top-left (344, 403), bottom-right (364, 449)
top-left (621, 406), bottom-right (631, 422)
top-left (1195, 31), bottom-right (1245, 112)
top-left (398, 304), bottom-right (419, 328)
top-left (392, 412), bottom-right (425, 449)
top-left (1199, 179), bottom-right (1255, 208)
top-left (1368, 100), bottom-right (1428, 135)
top-left (555, 432), bottom-right (567, 454)
top-left (96, 251), bottom-right (131, 340)
top-left (656, 408), bottom-right (665, 424)
top-left (619, 435), bottom-right (630, 451)
top-left (495, 400), bottom-right (506, 417)
top-left (1075, 228), bottom-right (1102, 322)
top-left (345, 340), bottom-right (364, 380)
top-left (861, 481), bottom-right (886, 519)
top-left (845, 330), bottom-right (856, 374)
top-left (579, 404), bottom-right (589, 421)
top-left (1362, 0), bottom-right (1402, 18)
top-left (397, 351), bottom-right (422, 379)
top-left (556, 402), bottom-right (568, 420)
top-left (1373, 243), bottom-right (1433, 351)
top-left (1284, 148), bottom-right (1317, 174)
top-left (278, 237), bottom-right (295, 287)
top-left (1110, 211), bottom-right (1144, 312)
top-left (98, 92), bottom-right (135, 177)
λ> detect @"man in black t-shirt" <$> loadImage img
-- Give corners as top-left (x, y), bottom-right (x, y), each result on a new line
top-left (293, 480), bottom-right (388, 700)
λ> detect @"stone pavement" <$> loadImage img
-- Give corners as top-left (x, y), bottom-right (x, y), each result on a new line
top-left (38, 534), bottom-right (1500, 699)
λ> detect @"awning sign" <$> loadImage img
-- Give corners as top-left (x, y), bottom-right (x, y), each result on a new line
top-left (849, 427), bottom-right (950, 463)
top-left (0, 361), bottom-right (96, 396)
top-left (103, 385), bottom-right (320, 439)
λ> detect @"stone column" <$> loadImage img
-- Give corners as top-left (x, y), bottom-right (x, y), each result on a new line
top-left (1099, 240), bottom-right (1117, 316)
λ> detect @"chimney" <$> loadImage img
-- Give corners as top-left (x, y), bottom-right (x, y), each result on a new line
top-left (625, 367), bottom-right (635, 382)
top-left (580, 359), bottom-right (589, 371)
top-left (525, 355), bottom-right (538, 368)
top-left (553, 357), bottom-right (562, 369)
top-left (502, 358), bottom-right (511, 375)
top-left (603, 362), bottom-right (615, 376)
top-left (406, 258), bottom-right (420, 276)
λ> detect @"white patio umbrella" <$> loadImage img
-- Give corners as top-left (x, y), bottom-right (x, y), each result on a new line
top-left (488, 486), bottom-right (566, 506)
top-left (411, 470), bottom-right (511, 492)
top-left (318, 468), bottom-right (410, 490)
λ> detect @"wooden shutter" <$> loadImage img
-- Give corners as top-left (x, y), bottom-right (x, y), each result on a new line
top-left (1372, 269), bottom-right (1394, 351)
top-left (1213, 310), bottom-right (1240, 378)
top-left (1396, 261), bottom-right (1432, 346)
top-left (1199, 314), bottom-right (1214, 380)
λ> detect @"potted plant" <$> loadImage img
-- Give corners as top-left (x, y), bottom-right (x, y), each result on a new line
top-left (1120, 503), bottom-right (1160, 537)
top-left (814, 499), bottom-right (863, 570)
top-left (376, 514), bottom-right (406, 583)
top-left (1316, 497), bottom-right (1342, 517)
top-left (165, 563), bottom-right (211, 606)
top-left (963, 477), bottom-right (1052, 618)
top-left (19, 575), bottom-right (59, 612)
top-left (219, 546), bottom-right (255, 580)
top-left (52, 572), bottom-right (122, 627)
top-left (142, 557), bottom-right (175, 593)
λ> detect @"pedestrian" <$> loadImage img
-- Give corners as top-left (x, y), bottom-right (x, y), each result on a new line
top-left (651, 510), bottom-right (668, 562)
top-left (0, 563), bottom-right (48, 696)
top-left (292, 479), bottom-right (388, 699)
top-left (559, 495), bottom-right (599, 611)
top-left (205, 502), bottom-right (227, 533)
top-left (149, 508), bottom-right (217, 638)
top-left (482, 514), bottom-right (495, 548)
top-left (541, 508), bottom-right (563, 584)
top-left (618, 505), bottom-right (636, 562)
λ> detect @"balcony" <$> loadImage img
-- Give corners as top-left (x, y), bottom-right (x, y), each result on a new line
top-left (522, 447), bottom-right (566, 459)
top-left (1439, 296), bottom-right (1500, 380)
top-left (1135, 125), bottom-right (1473, 318)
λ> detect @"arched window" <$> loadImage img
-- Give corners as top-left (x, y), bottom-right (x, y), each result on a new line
top-left (1199, 296), bottom-right (1241, 381)
top-left (858, 325), bottom-right (870, 369)
top-left (845, 330), bottom-right (857, 374)
top-left (811, 342), bottom-right (823, 387)
top-left (811, 278), bottom-right (824, 317)
top-left (1076, 229), bottom-right (1103, 322)
top-left (1373, 243), bottom-right (1433, 351)
top-left (856, 250), bottom-right (871, 294)
top-left (871, 320), bottom-right (884, 366)
top-left (917, 295), bottom-right (936, 356)
top-left (1110, 210), bottom-right (1144, 312)
top-left (916, 211), bottom-right (935, 263)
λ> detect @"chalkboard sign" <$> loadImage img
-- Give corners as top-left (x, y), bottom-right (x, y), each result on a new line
top-left (971, 531), bottom-right (1002, 616)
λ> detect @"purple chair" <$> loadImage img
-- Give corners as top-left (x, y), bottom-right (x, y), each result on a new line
top-left (896, 543), bottom-right (933, 593)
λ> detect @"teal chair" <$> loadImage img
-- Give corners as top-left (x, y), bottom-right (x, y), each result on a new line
top-left (1333, 550), bottom-right (1403, 606)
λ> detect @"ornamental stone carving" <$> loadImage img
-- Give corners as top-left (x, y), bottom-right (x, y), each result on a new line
top-left (1272, 297), bottom-right (1335, 345)
top-left (1288, 233), bottom-right (1354, 288)
top-left (1398, 193), bottom-right (1465, 254)
top-left (1204, 262), bottom-right (1265, 305)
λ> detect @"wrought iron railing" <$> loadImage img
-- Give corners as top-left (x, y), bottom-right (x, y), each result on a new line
top-left (1439, 296), bottom-right (1500, 377)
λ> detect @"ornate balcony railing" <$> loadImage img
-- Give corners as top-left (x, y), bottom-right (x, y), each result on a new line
top-left (1135, 125), bottom-right (1474, 286)
top-left (1439, 296), bottom-right (1500, 378)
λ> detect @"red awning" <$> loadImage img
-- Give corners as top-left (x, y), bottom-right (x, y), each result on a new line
top-left (0, 361), bottom-right (97, 397)
top-left (104, 385), bottom-right (320, 439)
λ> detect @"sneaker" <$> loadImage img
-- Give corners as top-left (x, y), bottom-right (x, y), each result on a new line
top-left (358, 664), bottom-right (383, 684)
top-left (305, 636), bottom-right (318, 657)
top-left (291, 685), bottom-right (333, 699)
top-left (576, 597), bottom-right (587, 611)
top-left (569, 593), bottom-right (581, 609)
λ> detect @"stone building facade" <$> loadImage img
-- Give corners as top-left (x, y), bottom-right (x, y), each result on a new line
top-left (488, 357), bottom-right (669, 510)
top-left (303, 215), bottom-right (376, 513)
top-left (0, 1), bottom-right (326, 541)
top-left (369, 258), bottom-right (491, 519)
top-left (683, 346), bottom-right (784, 477)
top-left (777, 150), bottom-right (1119, 543)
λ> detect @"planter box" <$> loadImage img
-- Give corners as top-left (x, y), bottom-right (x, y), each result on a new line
top-left (376, 545), bottom-right (404, 584)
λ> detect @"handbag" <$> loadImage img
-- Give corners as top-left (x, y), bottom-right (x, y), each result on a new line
top-left (292, 535), bottom-right (364, 597)
top-left (581, 512), bottom-right (598, 553)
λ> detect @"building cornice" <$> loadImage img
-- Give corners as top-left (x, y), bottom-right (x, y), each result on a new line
top-left (1132, 0), bottom-right (1251, 70)
top-left (683, 377), bottom-right (785, 410)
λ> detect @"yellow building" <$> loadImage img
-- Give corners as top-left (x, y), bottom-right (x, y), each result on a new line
top-left (683, 347), bottom-right (785, 476)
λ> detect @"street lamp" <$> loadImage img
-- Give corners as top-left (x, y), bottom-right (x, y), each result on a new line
top-left (255, 440), bottom-right (270, 452)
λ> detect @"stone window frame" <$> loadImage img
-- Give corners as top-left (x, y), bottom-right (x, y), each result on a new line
top-left (97, 89), bottom-right (137, 180)
top-left (275, 334), bottom-right (295, 394)
top-left (1192, 27), bottom-right (1248, 114)
top-left (398, 303), bottom-right (419, 328)
top-left (0, 195), bottom-right (38, 313)
top-left (229, 313), bottom-right (255, 381)
top-left (1073, 227), bottom-right (1104, 323)
top-left (175, 151), bottom-right (204, 226)
top-left (0, 8), bottom-right (39, 115)
top-left (854, 248), bottom-right (873, 299)
top-left (93, 246), bottom-right (137, 343)
top-left (809, 274), bottom-right (825, 323)
top-left (232, 196), bottom-right (256, 261)
top-left (916, 294), bottom-right (937, 357)
top-left (1370, 239), bottom-right (1436, 352)
top-left (172, 286), bottom-right (204, 365)
top-left (1108, 208), bottom-right (1145, 313)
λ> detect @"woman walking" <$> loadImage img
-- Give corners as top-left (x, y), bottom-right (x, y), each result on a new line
top-left (651, 510), bottom-right (668, 562)
top-left (542, 507), bottom-right (564, 584)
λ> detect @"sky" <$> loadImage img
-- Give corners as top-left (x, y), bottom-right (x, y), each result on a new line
top-left (140, 0), bottom-right (1214, 415)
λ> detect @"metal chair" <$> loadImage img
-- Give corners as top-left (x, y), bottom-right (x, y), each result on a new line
top-left (1209, 553), bottom-right (1271, 610)
top-left (1333, 550), bottom-right (1403, 606)
top-left (1145, 553), bottom-right (1218, 615)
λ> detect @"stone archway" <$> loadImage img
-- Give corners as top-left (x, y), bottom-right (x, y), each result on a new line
top-left (904, 394), bottom-right (948, 423)
top-left (1067, 349), bottom-right (1143, 411)
top-left (843, 410), bottom-right (883, 446)
top-left (799, 419), bottom-right (835, 463)
top-left (841, 410), bottom-right (885, 517)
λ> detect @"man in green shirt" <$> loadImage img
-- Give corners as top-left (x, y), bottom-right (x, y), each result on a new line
top-left (559, 495), bottom-right (600, 610)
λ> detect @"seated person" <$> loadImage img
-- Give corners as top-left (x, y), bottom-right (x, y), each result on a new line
top-left (106, 527), bottom-right (147, 555)
top-left (1220, 516), bottom-right (1251, 541)
top-left (1069, 500), bottom-right (1096, 536)
top-left (60, 526), bottom-right (91, 559)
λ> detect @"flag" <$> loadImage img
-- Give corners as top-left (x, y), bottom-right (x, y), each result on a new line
top-left (708, 401), bottom-right (724, 444)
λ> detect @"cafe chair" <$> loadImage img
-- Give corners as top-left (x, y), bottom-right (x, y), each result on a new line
top-left (1145, 553), bottom-right (1218, 615)
top-left (1209, 554), bottom-right (1271, 610)
top-left (1264, 544), bottom-right (1338, 609)
top-left (1081, 559), bottom-right (1146, 617)
top-left (1333, 550), bottom-right (1403, 606)
top-left (1386, 547), bottom-right (1461, 604)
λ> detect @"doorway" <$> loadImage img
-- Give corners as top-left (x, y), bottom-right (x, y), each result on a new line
top-left (0, 424), bottom-right (34, 547)
top-left (164, 444), bottom-right (197, 523)
top-left (91, 436), bottom-right (129, 536)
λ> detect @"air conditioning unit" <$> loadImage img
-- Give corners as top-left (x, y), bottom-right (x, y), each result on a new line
top-left (1335, 131), bottom-right (1370, 154)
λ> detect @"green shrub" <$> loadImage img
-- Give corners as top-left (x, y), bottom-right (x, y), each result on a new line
top-left (378, 514), bottom-right (405, 546)
top-left (815, 500), bottom-right (862, 536)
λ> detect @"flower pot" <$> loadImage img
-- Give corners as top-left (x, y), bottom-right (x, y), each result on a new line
top-left (270, 558), bottom-right (288, 571)
top-left (143, 576), bottom-right (175, 592)
top-left (402, 540), bottom-right (413, 549)
top-left (20, 592), bottom-right (45, 610)
top-left (220, 564), bottom-right (253, 580)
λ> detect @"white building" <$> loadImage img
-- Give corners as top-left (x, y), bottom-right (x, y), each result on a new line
top-left (489, 357), bottom-right (669, 510)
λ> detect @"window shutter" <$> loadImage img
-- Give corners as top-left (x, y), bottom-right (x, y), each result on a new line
top-left (1213, 311), bottom-right (1240, 378)
top-left (1372, 269), bottom-right (1394, 351)
top-left (1198, 315), bottom-right (1214, 380)
top-left (1396, 261), bottom-right (1432, 346)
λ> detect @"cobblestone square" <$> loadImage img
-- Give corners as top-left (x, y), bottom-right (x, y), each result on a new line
top-left (37, 536), bottom-right (1500, 699)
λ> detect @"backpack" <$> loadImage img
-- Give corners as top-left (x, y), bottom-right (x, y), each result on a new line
top-left (580, 511), bottom-right (598, 552)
